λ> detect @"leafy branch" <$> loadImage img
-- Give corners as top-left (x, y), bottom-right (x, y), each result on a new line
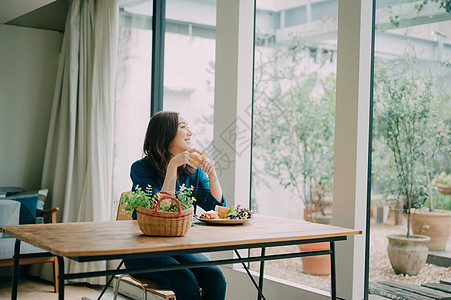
top-left (122, 184), bottom-right (196, 212)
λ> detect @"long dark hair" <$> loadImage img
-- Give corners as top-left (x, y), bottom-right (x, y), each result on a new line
top-left (143, 111), bottom-right (193, 181)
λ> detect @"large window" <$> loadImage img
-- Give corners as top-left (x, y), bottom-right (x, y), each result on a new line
top-left (369, 0), bottom-right (451, 290)
top-left (113, 0), bottom-right (153, 197)
top-left (250, 0), bottom-right (338, 292)
top-left (163, 0), bottom-right (217, 153)
top-left (113, 0), bottom-right (217, 204)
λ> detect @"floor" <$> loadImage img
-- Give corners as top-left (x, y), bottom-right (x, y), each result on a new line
top-left (0, 274), bottom-right (393, 300)
top-left (0, 275), bottom-right (131, 300)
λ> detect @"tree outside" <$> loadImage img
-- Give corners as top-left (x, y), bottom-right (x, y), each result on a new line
top-left (252, 36), bottom-right (336, 222)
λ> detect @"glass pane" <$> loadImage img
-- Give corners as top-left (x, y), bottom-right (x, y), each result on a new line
top-left (251, 0), bottom-right (338, 292)
top-left (163, 0), bottom-right (217, 153)
top-left (113, 0), bottom-right (153, 198)
top-left (370, 0), bottom-right (451, 291)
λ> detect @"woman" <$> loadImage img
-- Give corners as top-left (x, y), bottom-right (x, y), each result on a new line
top-left (124, 111), bottom-right (227, 300)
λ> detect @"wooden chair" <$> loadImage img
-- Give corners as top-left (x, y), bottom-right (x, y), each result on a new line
top-left (113, 192), bottom-right (176, 300)
top-left (0, 207), bottom-right (60, 293)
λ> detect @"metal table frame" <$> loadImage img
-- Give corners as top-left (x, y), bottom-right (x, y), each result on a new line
top-left (11, 236), bottom-right (344, 300)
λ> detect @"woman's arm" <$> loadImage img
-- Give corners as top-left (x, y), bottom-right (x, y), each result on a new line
top-left (161, 161), bottom-right (178, 194)
top-left (161, 149), bottom-right (202, 195)
top-left (194, 169), bottom-right (225, 211)
top-left (201, 160), bottom-right (223, 202)
top-left (131, 160), bottom-right (159, 193)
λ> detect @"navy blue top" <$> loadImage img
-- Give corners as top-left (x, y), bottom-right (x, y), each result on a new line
top-left (130, 158), bottom-right (225, 218)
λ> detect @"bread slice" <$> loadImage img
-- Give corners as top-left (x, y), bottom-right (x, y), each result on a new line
top-left (200, 210), bottom-right (219, 219)
top-left (215, 205), bottom-right (229, 214)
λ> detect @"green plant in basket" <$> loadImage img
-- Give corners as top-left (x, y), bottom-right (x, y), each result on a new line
top-left (122, 184), bottom-right (196, 212)
top-left (122, 185), bottom-right (152, 211)
top-left (156, 184), bottom-right (196, 212)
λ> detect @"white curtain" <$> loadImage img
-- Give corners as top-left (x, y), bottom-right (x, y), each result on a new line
top-left (36, 0), bottom-right (119, 285)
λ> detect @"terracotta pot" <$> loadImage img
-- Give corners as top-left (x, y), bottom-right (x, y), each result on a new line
top-left (436, 183), bottom-right (451, 195)
top-left (303, 208), bottom-right (316, 222)
top-left (297, 242), bottom-right (331, 275)
top-left (387, 234), bottom-right (430, 276)
top-left (411, 208), bottom-right (451, 251)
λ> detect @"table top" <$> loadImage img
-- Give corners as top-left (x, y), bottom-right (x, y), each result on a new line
top-left (0, 214), bottom-right (361, 258)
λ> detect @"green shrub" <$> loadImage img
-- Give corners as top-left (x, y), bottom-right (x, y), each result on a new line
top-left (432, 172), bottom-right (451, 186)
top-left (432, 192), bottom-right (451, 211)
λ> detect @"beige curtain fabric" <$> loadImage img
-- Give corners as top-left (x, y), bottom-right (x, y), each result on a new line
top-left (35, 0), bottom-right (118, 285)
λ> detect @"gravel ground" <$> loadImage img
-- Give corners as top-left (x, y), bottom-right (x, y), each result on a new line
top-left (248, 216), bottom-right (451, 291)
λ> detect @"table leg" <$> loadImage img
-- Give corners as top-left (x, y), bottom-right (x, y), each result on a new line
top-left (58, 256), bottom-right (65, 300)
top-left (11, 239), bottom-right (21, 300)
top-left (97, 260), bottom-right (124, 300)
top-left (233, 250), bottom-right (266, 300)
top-left (330, 241), bottom-right (336, 300)
top-left (257, 247), bottom-right (266, 300)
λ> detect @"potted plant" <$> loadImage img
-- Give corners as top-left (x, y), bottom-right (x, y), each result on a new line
top-left (432, 172), bottom-right (451, 195)
top-left (411, 170), bottom-right (451, 251)
top-left (122, 184), bottom-right (196, 236)
top-left (373, 56), bottom-right (450, 274)
top-left (252, 36), bottom-right (335, 275)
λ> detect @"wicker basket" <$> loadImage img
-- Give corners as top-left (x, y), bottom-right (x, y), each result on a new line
top-left (436, 183), bottom-right (451, 195)
top-left (136, 195), bottom-right (193, 237)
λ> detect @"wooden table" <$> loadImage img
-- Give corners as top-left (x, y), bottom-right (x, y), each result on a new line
top-left (1, 214), bottom-right (361, 300)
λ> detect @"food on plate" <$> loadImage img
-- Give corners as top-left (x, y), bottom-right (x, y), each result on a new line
top-left (215, 205), bottom-right (230, 219)
top-left (199, 210), bottom-right (219, 219)
top-left (199, 205), bottom-right (253, 221)
top-left (228, 205), bottom-right (253, 220)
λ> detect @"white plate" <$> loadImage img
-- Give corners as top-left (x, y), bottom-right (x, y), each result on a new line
top-left (194, 216), bottom-right (251, 225)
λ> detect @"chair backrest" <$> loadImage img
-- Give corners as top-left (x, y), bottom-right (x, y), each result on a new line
top-left (116, 192), bottom-right (133, 221)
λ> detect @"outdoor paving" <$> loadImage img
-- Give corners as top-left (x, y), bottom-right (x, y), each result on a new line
top-left (369, 280), bottom-right (451, 299)
top-left (427, 240), bottom-right (451, 267)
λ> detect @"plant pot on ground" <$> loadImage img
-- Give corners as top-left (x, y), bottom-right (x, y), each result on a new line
top-left (301, 197), bottom-right (332, 275)
top-left (433, 172), bottom-right (451, 195)
top-left (410, 172), bottom-right (451, 251)
top-left (386, 234), bottom-right (430, 276)
top-left (411, 208), bottom-right (451, 251)
top-left (436, 183), bottom-right (451, 195)
top-left (297, 242), bottom-right (331, 276)
top-left (301, 186), bottom-right (333, 275)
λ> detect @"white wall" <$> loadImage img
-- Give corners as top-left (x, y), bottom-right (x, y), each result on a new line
top-left (0, 24), bottom-right (62, 190)
top-left (221, 266), bottom-right (330, 300)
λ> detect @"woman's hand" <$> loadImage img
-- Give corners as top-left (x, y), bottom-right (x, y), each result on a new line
top-left (168, 149), bottom-right (204, 169)
top-left (200, 156), bottom-right (216, 177)
top-left (198, 153), bottom-right (222, 201)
